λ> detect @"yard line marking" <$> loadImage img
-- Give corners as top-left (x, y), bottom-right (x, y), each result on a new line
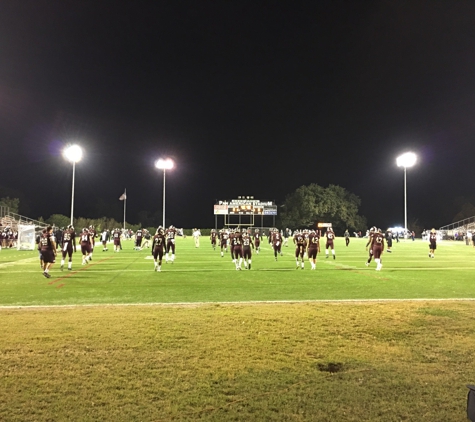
top-left (1, 298), bottom-right (475, 309)
top-left (0, 257), bottom-right (38, 268)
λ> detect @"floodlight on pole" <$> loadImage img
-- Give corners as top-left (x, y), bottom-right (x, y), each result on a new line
top-left (62, 144), bottom-right (83, 226)
top-left (396, 152), bottom-right (417, 237)
top-left (155, 158), bottom-right (174, 228)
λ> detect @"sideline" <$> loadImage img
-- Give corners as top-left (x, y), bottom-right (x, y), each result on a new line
top-left (1, 297), bottom-right (475, 310)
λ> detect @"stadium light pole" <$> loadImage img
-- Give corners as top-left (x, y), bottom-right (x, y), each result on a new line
top-left (62, 144), bottom-right (83, 226)
top-left (396, 152), bottom-right (417, 238)
top-left (155, 158), bottom-right (174, 227)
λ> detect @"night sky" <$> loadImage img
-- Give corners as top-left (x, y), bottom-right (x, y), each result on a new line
top-left (1, 0), bottom-right (475, 229)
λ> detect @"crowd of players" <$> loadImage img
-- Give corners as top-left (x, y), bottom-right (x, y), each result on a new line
top-left (36, 223), bottom-right (442, 278)
top-left (36, 224), bottom-right (183, 277)
top-left (0, 226), bottom-right (18, 250)
top-left (209, 227), bottom-right (337, 271)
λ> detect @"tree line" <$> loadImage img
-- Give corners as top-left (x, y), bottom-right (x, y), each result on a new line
top-left (4, 185), bottom-right (475, 235)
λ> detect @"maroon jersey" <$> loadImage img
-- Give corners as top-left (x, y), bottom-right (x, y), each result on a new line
top-left (210, 231), bottom-right (218, 244)
top-left (325, 230), bottom-right (335, 246)
top-left (166, 228), bottom-right (177, 241)
top-left (370, 232), bottom-right (385, 259)
top-left (152, 232), bottom-right (166, 259)
top-left (113, 230), bottom-right (121, 245)
top-left (89, 228), bottom-right (97, 244)
top-left (40, 232), bottom-right (55, 252)
top-left (242, 233), bottom-right (253, 259)
top-left (80, 231), bottom-right (92, 246)
top-left (152, 233), bottom-right (166, 249)
top-left (308, 232), bottom-right (320, 259)
top-left (220, 231), bottom-right (229, 245)
top-left (231, 232), bottom-right (243, 247)
top-left (242, 233), bottom-right (254, 249)
top-left (62, 229), bottom-right (76, 258)
top-left (272, 232), bottom-right (282, 246)
top-left (308, 232), bottom-right (320, 249)
top-left (293, 233), bottom-right (307, 249)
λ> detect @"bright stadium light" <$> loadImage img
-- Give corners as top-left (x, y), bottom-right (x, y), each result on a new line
top-left (396, 152), bottom-right (417, 238)
top-left (63, 144), bottom-right (83, 226)
top-left (155, 158), bottom-right (174, 227)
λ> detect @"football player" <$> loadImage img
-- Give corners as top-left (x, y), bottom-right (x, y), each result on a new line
top-left (369, 228), bottom-right (385, 271)
top-left (242, 229), bottom-right (254, 269)
top-left (165, 225), bottom-right (177, 263)
top-left (60, 225), bottom-right (76, 271)
top-left (152, 226), bottom-right (166, 271)
top-left (293, 230), bottom-right (307, 269)
top-left (79, 228), bottom-right (93, 265)
top-left (429, 228), bottom-right (437, 258)
top-left (325, 227), bottom-right (336, 259)
top-left (231, 227), bottom-right (243, 270)
top-left (307, 229), bottom-right (320, 270)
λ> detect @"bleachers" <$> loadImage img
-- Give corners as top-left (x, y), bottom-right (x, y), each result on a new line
top-left (0, 215), bottom-right (18, 231)
top-left (1, 207), bottom-right (48, 234)
top-left (439, 216), bottom-right (475, 240)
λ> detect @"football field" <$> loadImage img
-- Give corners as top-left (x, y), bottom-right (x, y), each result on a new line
top-left (0, 237), bottom-right (474, 306)
top-left (2, 237), bottom-right (475, 421)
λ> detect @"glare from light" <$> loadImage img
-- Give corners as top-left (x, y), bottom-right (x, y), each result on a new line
top-left (155, 158), bottom-right (174, 170)
top-left (396, 152), bottom-right (417, 168)
top-left (63, 144), bottom-right (83, 163)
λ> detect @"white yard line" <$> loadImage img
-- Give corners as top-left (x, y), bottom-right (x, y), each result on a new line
top-left (1, 298), bottom-right (475, 310)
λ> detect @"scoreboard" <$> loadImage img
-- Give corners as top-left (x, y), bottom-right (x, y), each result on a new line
top-left (228, 205), bottom-right (264, 215)
top-left (214, 198), bottom-right (276, 216)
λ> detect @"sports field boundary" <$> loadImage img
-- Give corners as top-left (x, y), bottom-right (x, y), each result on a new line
top-left (1, 297), bottom-right (475, 310)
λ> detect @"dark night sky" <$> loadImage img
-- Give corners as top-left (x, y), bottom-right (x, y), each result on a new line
top-left (1, 0), bottom-right (475, 229)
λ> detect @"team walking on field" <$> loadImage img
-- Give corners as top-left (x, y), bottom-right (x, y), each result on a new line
top-left (36, 224), bottom-right (441, 278)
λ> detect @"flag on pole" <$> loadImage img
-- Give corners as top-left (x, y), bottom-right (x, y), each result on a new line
top-left (119, 191), bottom-right (127, 201)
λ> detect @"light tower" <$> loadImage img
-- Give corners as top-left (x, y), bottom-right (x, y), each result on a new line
top-left (396, 152), bottom-right (417, 238)
top-left (63, 144), bottom-right (83, 226)
top-left (155, 158), bottom-right (174, 228)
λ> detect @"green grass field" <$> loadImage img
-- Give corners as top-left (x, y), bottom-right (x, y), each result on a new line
top-left (0, 237), bottom-right (474, 306)
top-left (1, 237), bottom-right (475, 421)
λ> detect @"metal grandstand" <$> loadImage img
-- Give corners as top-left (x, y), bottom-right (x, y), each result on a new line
top-left (0, 206), bottom-right (48, 232)
top-left (439, 216), bottom-right (475, 240)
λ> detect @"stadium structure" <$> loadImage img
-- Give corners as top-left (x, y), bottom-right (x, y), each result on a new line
top-left (0, 206), bottom-right (48, 250)
top-left (213, 197), bottom-right (278, 232)
top-left (439, 216), bottom-right (475, 241)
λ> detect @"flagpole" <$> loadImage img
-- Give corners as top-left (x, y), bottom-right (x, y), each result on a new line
top-left (123, 188), bottom-right (126, 231)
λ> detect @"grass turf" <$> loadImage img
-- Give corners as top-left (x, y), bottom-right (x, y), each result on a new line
top-left (1, 237), bottom-right (475, 421)
top-left (1, 302), bottom-right (475, 421)
top-left (0, 237), bottom-right (474, 306)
